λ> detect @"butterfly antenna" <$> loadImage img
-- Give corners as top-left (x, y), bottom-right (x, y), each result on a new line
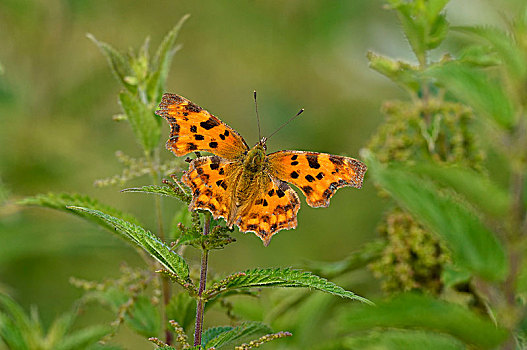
top-left (266, 108), bottom-right (305, 141)
top-left (254, 90), bottom-right (262, 140)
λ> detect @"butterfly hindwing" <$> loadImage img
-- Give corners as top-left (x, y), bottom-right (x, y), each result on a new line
top-left (267, 151), bottom-right (367, 208)
top-left (236, 175), bottom-right (300, 246)
top-left (182, 155), bottom-right (240, 220)
top-left (155, 93), bottom-right (249, 160)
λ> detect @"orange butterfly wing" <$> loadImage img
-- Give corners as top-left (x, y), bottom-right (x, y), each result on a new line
top-left (235, 175), bottom-right (300, 246)
top-left (266, 151), bottom-right (367, 207)
top-left (155, 93), bottom-right (249, 159)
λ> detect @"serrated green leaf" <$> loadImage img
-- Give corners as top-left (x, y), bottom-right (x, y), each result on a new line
top-left (411, 163), bottom-right (510, 217)
top-left (337, 329), bottom-right (465, 350)
top-left (122, 184), bottom-right (191, 203)
top-left (425, 0), bottom-right (450, 21)
top-left (55, 325), bottom-right (112, 350)
top-left (148, 15), bottom-right (190, 102)
top-left (441, 264), bottom-right (472, 289)
top-left (339, 293), bottom-right (508, 349)
top-left (125, 295), bottom-right (160, 337)
top-left (119, 90), bottom-right (161, 153)
top-left (427, 13), bottom-right (448, 50)
top-left (396, 5), bottom-right (427, 62)
top-left (18, 192), bottom-right (142, 233)
top-left (365, 155), bottom-right (508, 281)
top-left (201, 326), bottom-right (233, 347)
top-left (458, 45), bottom-right (501, 67)
top-left (68, 207), bottom-right (191, 282)
top-left (87, 34), bottom-right (135, 93)
top-left (427, 62), bottom-right (516, 128)
top-left (204, 322), bottom-right (271, 349)
top-left (204, 268), bottom-right (370, 303)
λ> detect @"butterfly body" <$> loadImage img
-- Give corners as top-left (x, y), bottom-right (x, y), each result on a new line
top-left (156, 93), bottom-right (366, 245)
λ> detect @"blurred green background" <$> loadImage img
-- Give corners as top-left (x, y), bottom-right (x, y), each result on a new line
top-left (0, 0), bottom-right (522, 348)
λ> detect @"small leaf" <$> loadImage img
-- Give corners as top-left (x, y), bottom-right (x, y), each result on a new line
top-left (119, 90), bottom-right (161, 153)
top-left (148, 14), bottom-right (190, 102)
top-left (87, 34), bottom-right (136, 93)
top-left (204, 268), bottom-right (370, 304)
top-left (427, 62), bottom-right (516, 128)
top-left (365, 155), bottom-right (508, 281)
top-left (338, 293), bottom-right (508, 349)
top-left (122, 184), bottom-right (191, 203)
top-left (18, 192), bottom-right (142, 232)
top-left (202, 326), bottom-right (234, 347)
top-left (68, 207), bottom-right (191, 282)
top-left (204, 322), bottom-right (271, 349)
top-left (367, 51), bottom-right (420, 93)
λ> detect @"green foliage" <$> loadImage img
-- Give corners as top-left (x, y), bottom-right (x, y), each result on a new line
top-left (203, 322), bottom-right (271, 349)
top-left (338, 293), bottom-right (508, 349)
top-left (121, 184), bottom-right (191, 204)
top-left (17, 192), bottom-right (142, 229)
top-left (0, 293), bottom-right (112, 350)
top-left (204, 268), bottom-right (371, 303)
top-left (166, 293), bottom-right (196, 332)
top-left (366, 154), bottom-right (508, 282)
top-left (88, 16), bottom-right (188, 155)
top-left (68, 207), bottom-right (191, 283)
top-left (324, 330), bottom-right (465, 350)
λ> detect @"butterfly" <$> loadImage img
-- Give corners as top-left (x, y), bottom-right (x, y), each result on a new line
top-left (155, 93), bottom-right (367, 246)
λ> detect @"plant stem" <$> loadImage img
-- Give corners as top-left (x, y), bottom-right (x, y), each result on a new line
top-left (194, 212), bottom-right (211, 346)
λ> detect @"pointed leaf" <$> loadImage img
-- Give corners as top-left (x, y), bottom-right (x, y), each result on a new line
top-left (119, 90), bottom-right (161, 153)
top-left (339, 293), bottom-right (508, 349)
top-left (18, 192), bottom-right (142, 232)
top-left (202, 326), bottom-right (233, 347)
top-left (87, 34), bottom-right (135, 93)
top-left (367, 51), bottom-right (420, 93)
top-left (204, 268), bottom-right (370, 303)
top-left (125, 295), bottom-right (160, 337)
top-left (366, 155), bottom-right (507, 281)
top-left (149, 15), bottom-right (190, 102)
top-left (427, 62), bottom-right (516, 128)
top-left (122, 184), bottom-right (191, 203)
top-left (204, 322), bottom-right (271, 349)
top-left (68, 207), bottom-right (191, 282)
top-left (166, 293), bottom-right (196, 331)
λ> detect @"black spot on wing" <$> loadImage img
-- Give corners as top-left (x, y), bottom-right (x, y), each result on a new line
top-left (194, 134), bottom-right (204, 140)
top-left (200, 117), bottom-right (220, 130)
top-left (316, 172), bottom-right (324, 180)
top-left (291, 161), bottom-right (299, 166)
top-left (290, 171), bottom-right (299, 179)
top-left (209, 141), bottom-right (218, 148)
top-left (187, 143), bottom-right (198, 151)
top-left (306, 154), bottom-right (320, 169)
top-left (291, 155), bottom-right (298, 160)
top-left (190, 125), bottom-right (197, 133)
top-left (263, 199), bottom-right (268, 206)
top-left (276, 189), bottom-right (285, 198)
top-left (329, 155), bottom-right (345, 166)
top-left (305, 174), bottom-right (315, 182)
top-left (219, 134), bottom-right (225, 140)
top-left (219, 168), bottom-right (225, 175)
top-left (186, 102), bottom-right (202, 113)
top-left (268, 189), bottom-right (275, 197)
top-left (302, 186), bottom-right (313, 195)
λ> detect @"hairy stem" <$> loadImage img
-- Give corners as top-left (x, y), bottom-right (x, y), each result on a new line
top-left (194, 212), bottom-right (211, 346)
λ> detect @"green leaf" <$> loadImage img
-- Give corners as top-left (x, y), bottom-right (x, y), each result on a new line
top-left (125, 295), bottom-right (160, 337)
top-left (427, 13), bottom-right (449, 50)
top-left (366, 154), bottom-right (508, 281)
top-left (68, 207), bottom-right (191, 282)
top-left (122, 184), bottom-right (191, 203)
top-left (119, 90), bottom-right (161, 153)
top-left (204, 268), bottom-right (371, 304)
top-left (87, 34), bottom-right (135, 93)
top-left (204, 322), bottom-right (271, 349)
top-left (302, 240), bottom-right (385, 279)
top-left (55, 326), bottom-right (112, 350)
top-left (427, 62), bottom-right (516, 128)
top-left (201, 326), bottom-right (233, 347)
top-left (148, 14), bottom-right (190, 103)
top-left (367, 51), bottom-right (420, 93)
top-left (335, 330), bottom-right (465, 350)
top-left (411, 163), bottom-right (510, 218)
top-left (166, 293), bottom-right (196, 331)
top-left (454, 26), bottom-right (527, 82)
top-left (339, 293), bottom-right (508, 349)
top-left (45, 311), bottom-right (76, 346)
top-left (18, 192), bottom-right (142, 233)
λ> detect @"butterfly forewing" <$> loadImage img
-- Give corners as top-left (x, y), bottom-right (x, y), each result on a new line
top-left (155, 93), bottom-right (249, 160)
top-left (266, 151), bottom-right (367, 208)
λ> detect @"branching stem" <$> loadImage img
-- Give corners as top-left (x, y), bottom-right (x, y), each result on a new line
top-left (194, 212), bottom-right (211, 346)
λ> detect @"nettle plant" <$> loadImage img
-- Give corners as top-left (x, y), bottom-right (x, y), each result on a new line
top-left (13, 16), bottom-right (368, 350)
top-left (313, 1), bottom-right (526, 349)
